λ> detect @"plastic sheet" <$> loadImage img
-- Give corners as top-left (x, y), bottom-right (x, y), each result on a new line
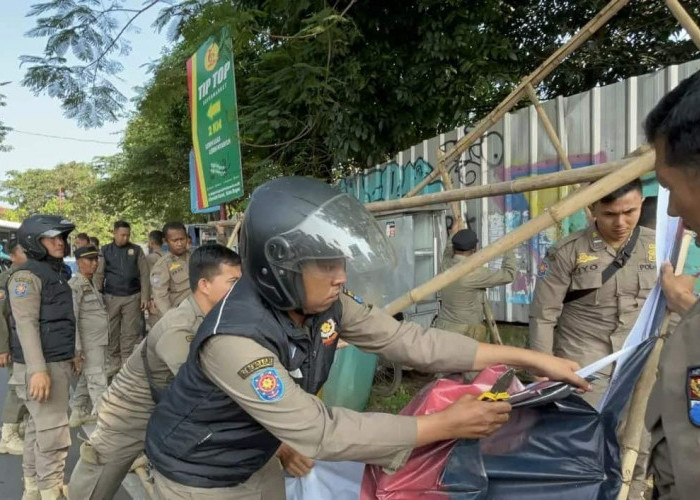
top-left (285, 461), bottom-right (365, 500)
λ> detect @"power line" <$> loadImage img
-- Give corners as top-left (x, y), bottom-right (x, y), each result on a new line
top-left (8, 129), bottom-right (120, 145)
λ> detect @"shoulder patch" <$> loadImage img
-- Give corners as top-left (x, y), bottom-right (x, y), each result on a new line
top-left (238, 357), bottom-right (275, 379)
top-left (251, 368), bottom-right (284, 402)
top-left (537, 259), bottom-right (549, 278)
top-left (13, 282), bottom-right (28, 297)
top-left (343, 288), bottom-right (363, 304)
top-left (688, 366), bottom-right (700, 427)
top-left (151, 274), bottom-right (162, 286)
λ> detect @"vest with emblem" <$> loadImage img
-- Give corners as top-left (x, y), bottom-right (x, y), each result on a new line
top-left (145, 275), bottom-right (343, 488)
top-left (9, 258), bottom-right (75, 364)
top-left (102, 242), bottom-right (142, 296)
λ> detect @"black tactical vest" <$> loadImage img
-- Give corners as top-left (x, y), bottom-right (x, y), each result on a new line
top-left (102, 242), bottom-right (142, 296)
top-left (9, 258), bottom-right (75, 364)
top-left (145, 276), bottom-right (343, 488)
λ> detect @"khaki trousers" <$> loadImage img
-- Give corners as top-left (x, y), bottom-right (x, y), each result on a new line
top-left (68, 441), bottom-right (135, 500)
top-left (12, 361), bottom-right (72, 490)
top-left (649, 435), bottom-right (677, 500)
top-left (72, 345), bottom-right (108, 411)
top-left (2, 363), bottom-right (28, 423)
top-left (434, 319), bottom-right (490, 343)
top-left (105, 293), bottom-right (143, 367)
top-left (153, 457), bottom-right (286, 500)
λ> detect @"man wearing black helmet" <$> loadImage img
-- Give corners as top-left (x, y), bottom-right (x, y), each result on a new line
top-left (143, 177), bottom-right (590, 499)
top-left (7, 215), bottom-right (78, 500)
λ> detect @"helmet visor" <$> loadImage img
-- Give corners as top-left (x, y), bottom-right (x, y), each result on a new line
top-left (265, 193), bottom-right (396, 275)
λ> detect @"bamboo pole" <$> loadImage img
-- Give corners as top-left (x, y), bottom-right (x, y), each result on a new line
top-left (524, 83), bottom-right (593, 222)
top-left (437, 149), bottom-right (465, 230)
top-left (367, 156), bottom-right (631, 213)
top-left (483, 298), bottom-right (503, 345)
top-left (616, 230), bottom-right (694, 500)
top-left (666, 0), bottom-right (700, 49)
top-left (383, 150), bottom-right (654, 316)
top-left (404, 0), bottom-right (630, 198)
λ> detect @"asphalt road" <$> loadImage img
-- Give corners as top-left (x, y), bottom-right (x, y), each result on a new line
top-left (0, 367), bottom-right (147, 500)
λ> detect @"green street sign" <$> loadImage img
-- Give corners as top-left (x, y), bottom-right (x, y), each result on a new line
top-left (187, 27), bottom-right (243, 209)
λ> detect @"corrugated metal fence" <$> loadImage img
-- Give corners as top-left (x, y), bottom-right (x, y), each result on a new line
top-left (339, 60), bottom-right (700, 323)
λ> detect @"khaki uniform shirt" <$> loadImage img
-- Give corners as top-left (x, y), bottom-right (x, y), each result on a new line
top-left (150, 250), bottom-right (192, 316)
top-left (437, 245), bottom-right (517, 326)
top-left (96, 296), bottom-right (204, 438)
top-left (200, 292), bottom-right (479, 470)
top-left (0, 268), bottom-right (14, 354)
top-left (146, 248), bottom-right (165, 271)
top-left (69, 272), bottom-right (109, 352)
top-left (529, 225), bottom-right (656, 370)
top-left (646, 299), bottom-right (700, 500)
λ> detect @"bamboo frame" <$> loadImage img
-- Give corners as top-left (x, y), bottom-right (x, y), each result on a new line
top-left (666, 0), bottom-right (700, 49)
top-left (403, 0), bottom-right (631, 199)
top-left (524, 83), bottom-right (593, 221)
top-left (483, 298), bottom-right (503, 345)
top-left (366, 157), bottom-right (631, 213)
top-left (436, 148), bottom-right (465, 229)
top-left (616, 231), bottom-right (694, 500)
top-left (383, 150), bottom-right (654, 316)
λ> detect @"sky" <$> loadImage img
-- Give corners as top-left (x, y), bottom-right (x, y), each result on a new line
top-left (0, 1), bottom-right (172, 178)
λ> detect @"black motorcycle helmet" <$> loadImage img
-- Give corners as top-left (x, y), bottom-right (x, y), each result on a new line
top-left (18, 215), bottom-right (75, 261)
top-left (240, 176), bottom-right (395, 311)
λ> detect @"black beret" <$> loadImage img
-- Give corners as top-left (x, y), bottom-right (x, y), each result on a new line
top-left (452, 229), bottom-right (478, 251)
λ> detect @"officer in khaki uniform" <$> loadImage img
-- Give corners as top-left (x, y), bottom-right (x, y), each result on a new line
top-left (529, 179), bottom-right (654, 500)
top-left (8, 215), bottom-right (78, 500)
top-left (93, 220), bottom-right (150, 374)
top-left (150, 222), bottom-right (191, 325)
top-left (144, 177), bottom-right (590, 499)
top-left (145, 230), bottom-right (164, 329)
top-left (0, 239), bottom-right (28, 455)
top-left (436, 228), bottom-right (517, 341)
top-left (68, 245), bottom-right (241, 499)
top-left (642, 69), bottom-right (700, 500)
top-left (68, 246), bottom-right (109, 428)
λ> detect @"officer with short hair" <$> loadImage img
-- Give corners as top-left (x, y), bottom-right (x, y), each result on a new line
top-left (149, 222), bottom-right (191, 324)
top-left (93, 220), bottom-right (150, 374)
top-left (644, 69), bottom-right (700, 500)
top-left (145, 230), bottom-right (164, 271)
top-left (8, 215), bottom-right (78, 500)
top-left (144, 177), bottom-right (590, 499)
top-left (68, 245), bottom-right (241, 500)
top-left (436, 228), bottom-right (516, 342)
top-left (0, 239), bottom-right (28, 456)
top-left (68, 246), bottom-right (109, 428)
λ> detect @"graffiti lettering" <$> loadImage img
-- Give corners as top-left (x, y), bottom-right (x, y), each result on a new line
top-left (439, 129), bottom-right (504, 186)
top-left (337, 157), bottom-right (442, 203)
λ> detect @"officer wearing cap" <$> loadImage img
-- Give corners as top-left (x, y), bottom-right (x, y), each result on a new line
top-left (7, 215), bottom-right (79, 500)
top-left (68, 246), bottom-right (109, 428)
top-left (0, 239), bottom-right (28, 456)
top-left (149, 222), bottom-right (192, 324)
top-left (435, 228), bottom-right (516, 341)
top-left (143, 177), bottom-right (589, 499)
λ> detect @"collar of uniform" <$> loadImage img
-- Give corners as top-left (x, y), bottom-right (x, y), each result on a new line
top-left (186, 294), bottom-right (205, 319)
top-left (76, 271), bottom-right (91, 283)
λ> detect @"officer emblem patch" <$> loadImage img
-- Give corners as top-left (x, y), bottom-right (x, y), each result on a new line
top-left (252, 368), bottom-right (284, 402)
top-left (238, 357), bottom-right (274, 379)
top-left (320, 318), bottom-right (338, 347)
top-left (186, 335), bottom-right (195, 343)
top-left (0, 290), bottom-right (5, 301)
top-left (342, 289), bottom-right (363, 304)
top-left (128, 248), bottom-right (135, 256)
top-left (648, 244), bottom-right (656, 263)
top-left (151, 275), bottom-right (161, 286)
top-left (169, 262), bottom-right (182, 272)
top-left (576, 253), bottom-right (599, 265)
top-left (591, 231), bottom-right (605, 251)
top-left (537, 259), bottom-right (548, 278)
top-left (13, 283), bottom-right (28, 297)
top-left (687, 366), bottom-right (700, 427)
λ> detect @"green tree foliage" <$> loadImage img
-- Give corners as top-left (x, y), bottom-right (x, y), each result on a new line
top-left (1, 162), bottom-right (150, 243)
top-left (0, 83), bottom-right (11, 152)
top-left (20, 0), bottom-right (700, 215)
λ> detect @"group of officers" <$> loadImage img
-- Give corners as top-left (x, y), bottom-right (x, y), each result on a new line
top-left (0, 72), bottom-right (698, 500)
